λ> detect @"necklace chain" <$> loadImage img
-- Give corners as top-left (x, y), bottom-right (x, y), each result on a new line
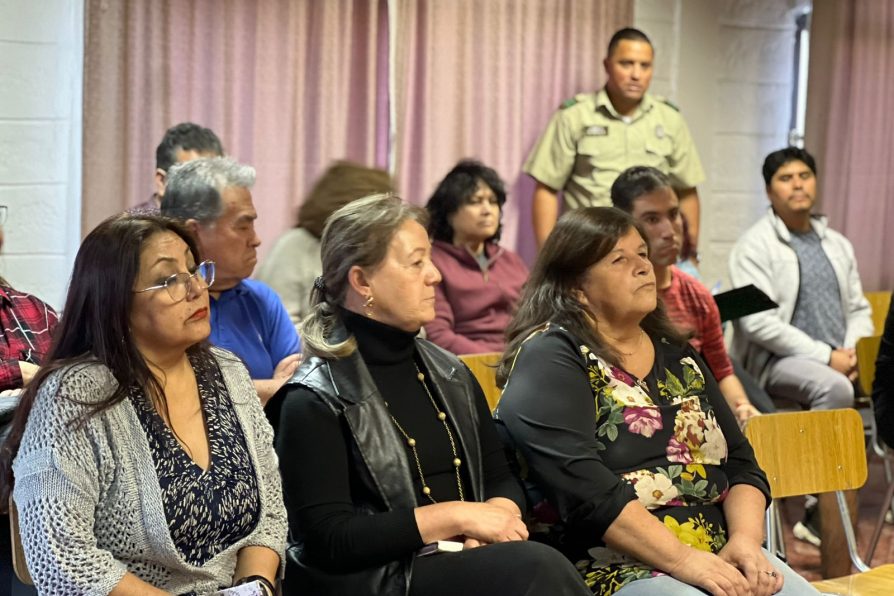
top-left (386, 363), bottom-right (465, 504)
top-left (606, 328), bottom-right (646, 357)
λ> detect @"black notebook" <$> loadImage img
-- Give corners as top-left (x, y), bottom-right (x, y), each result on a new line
top-left (713, 284), bottom-right (778, 323)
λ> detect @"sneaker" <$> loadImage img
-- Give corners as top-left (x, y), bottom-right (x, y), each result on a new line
top-left (794, 505), bottom-right (822, 547)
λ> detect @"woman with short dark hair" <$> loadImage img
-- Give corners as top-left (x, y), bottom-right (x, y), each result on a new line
top-left (423, 160), bottom-right (528, 354)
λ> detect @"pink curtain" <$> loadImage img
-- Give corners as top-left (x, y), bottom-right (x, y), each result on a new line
top-left (83, 0), bottom-right (631, 262)
top-left (390, 0), bottom-right (632, 262)
top-left (806, 0), bottom-right (894, 291)
top-left (83, 0), bottom-right (386, 258)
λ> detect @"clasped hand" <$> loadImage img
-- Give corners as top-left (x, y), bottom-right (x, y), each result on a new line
top-left (458, 501), bottom-right (528, 549)
top-left (669, 536), bottom-right (782, 596)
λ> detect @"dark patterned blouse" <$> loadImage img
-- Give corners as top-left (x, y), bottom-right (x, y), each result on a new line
top-left (130, 355), bottom-right (260, 566)
top-left (496, 324), bottom-right (770, 596)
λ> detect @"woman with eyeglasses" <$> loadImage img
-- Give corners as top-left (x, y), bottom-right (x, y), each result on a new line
top-left (0, 214), bottom-right (287, 595)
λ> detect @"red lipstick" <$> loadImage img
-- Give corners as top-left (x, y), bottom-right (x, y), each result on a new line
top-left (188, 307), bottom-right (208, 321)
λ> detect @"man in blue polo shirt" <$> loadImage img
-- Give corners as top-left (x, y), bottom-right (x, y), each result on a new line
top-left (162, 157), bottom-right (301, 404)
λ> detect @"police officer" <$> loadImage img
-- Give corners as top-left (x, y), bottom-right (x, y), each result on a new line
top-left (525, 28), bottom-right (705, 249)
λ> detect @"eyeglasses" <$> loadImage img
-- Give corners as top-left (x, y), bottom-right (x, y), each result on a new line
top-left (134, 261), bottom-right (215, 302)
top-left (0, 206), bottom-right (7, 226)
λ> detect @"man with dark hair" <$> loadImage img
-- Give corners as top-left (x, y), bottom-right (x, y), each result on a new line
top-left (132, 122), bottom-right (224, 213)
top-left (162, 157), bottom-right (302, 405)
top-left (729, 147), bottom-right (873, 545)
top-left (730, 147), bottom-right (871, 409)
top-left (611, 166), bottom-right (772, 425)
top-left (525, 27), bottom-right (704, 250)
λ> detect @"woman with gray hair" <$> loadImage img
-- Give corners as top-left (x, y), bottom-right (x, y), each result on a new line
top-left (272, 194), bottom-right (589, 595)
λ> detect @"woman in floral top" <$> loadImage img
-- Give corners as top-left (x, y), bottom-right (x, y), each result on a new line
top-left (496, 207), bottom-right (817, 596)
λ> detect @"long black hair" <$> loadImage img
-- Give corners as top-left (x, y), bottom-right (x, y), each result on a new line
top-left (0, 214), bottom-right (213, 508)
top-left (497, 207), bottom-right (685, 385)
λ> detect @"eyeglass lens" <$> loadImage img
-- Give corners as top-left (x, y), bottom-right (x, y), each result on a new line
top-left (165, 262), bottom-right (215, 301)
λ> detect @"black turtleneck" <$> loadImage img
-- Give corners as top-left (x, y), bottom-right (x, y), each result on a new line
top-left (345, 308), bottom-right (471, 504)
top-left (275, 309), bottom-right (522, 573)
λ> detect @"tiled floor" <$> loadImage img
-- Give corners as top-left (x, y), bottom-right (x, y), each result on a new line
top-left (781, 454), bottom-right (894, 582)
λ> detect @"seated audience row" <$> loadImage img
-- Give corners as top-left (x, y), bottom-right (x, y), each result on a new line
top-left (0, 30), bottom-right (862, 591)
top-left (1, 195), bottom-right (824, 596)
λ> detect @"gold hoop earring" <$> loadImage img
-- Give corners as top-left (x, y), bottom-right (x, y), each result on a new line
top-left (364, 294), bottom-right (375, 316)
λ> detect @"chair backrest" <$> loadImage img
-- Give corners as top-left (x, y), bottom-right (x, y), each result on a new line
top-left (8, 497), bottom-right (33, 585)
top-left (866, 291), bottom-right (892, 335)
top-left (856, 335), bottom-right (882, 397)
top-left (744, 409), bottom-right (867, 499)
top-left (458, 352), bottom-right (502, 412)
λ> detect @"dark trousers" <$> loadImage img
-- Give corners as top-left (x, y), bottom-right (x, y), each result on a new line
top-left (0, 514), bottom-right (36, 596)
top-left (410, 541), bottom-right (590, 596)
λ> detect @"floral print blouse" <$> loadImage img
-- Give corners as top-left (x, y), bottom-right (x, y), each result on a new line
top-left (496, 324), bottom-right (769, 596)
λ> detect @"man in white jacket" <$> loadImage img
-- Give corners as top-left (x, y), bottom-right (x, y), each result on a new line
top-left (730, 147), bottom-right (872, 410)
top-left (729, 146), bottom-right (873, 546)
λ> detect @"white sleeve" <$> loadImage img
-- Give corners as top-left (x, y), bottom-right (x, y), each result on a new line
top-left (729, 239), bottom-right (832, 363)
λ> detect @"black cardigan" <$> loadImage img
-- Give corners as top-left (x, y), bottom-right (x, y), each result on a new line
top-left (873, 300), bottom-right (894, 447)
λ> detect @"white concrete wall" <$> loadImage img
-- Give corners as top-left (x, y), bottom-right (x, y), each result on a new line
top-left (0, 0), bottom-right (83, 310)
top-left (635, 0), bottom-right (806, 289)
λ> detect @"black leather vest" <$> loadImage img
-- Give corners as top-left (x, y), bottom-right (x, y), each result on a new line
top-left (283, 338), bottom-right (484, 596)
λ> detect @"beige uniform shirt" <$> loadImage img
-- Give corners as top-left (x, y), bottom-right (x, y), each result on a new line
top-left (524, 89), bottom-right (705, 209)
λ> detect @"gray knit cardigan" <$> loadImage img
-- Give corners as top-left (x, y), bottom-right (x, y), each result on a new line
top-left (12, 348), bottom-right (287, 595)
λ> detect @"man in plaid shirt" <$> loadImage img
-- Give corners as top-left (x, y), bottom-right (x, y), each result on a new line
top-left (0, 223), bottom-right (60, 593)
top-left (0, 283), bottom-right (58, 391)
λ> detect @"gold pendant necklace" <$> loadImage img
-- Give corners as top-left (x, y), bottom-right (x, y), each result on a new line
top-left (386, 363), bottom-right (465, 504)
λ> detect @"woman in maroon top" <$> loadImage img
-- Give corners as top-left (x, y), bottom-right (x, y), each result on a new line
top-left (424, 161), bottom-right (528, 355)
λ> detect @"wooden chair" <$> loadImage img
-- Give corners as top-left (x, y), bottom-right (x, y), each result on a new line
top-left (8, 497), bottom-right (33, 585)
top-left (744, 410), bottom-right (894, 593)
top-left (813, 566), bottom-right (894, 595)
top-left (458, 352), bottom-right (502, 412)
top-left (866, 291), bottom-right (892, 336)
top-left (856, 335), bottom-right (882, 397)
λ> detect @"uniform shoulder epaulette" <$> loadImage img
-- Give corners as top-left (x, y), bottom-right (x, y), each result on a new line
top-left (559, 92), bottom-right (591, 110)
top-left (655, 95), bottom-right (680, 112)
